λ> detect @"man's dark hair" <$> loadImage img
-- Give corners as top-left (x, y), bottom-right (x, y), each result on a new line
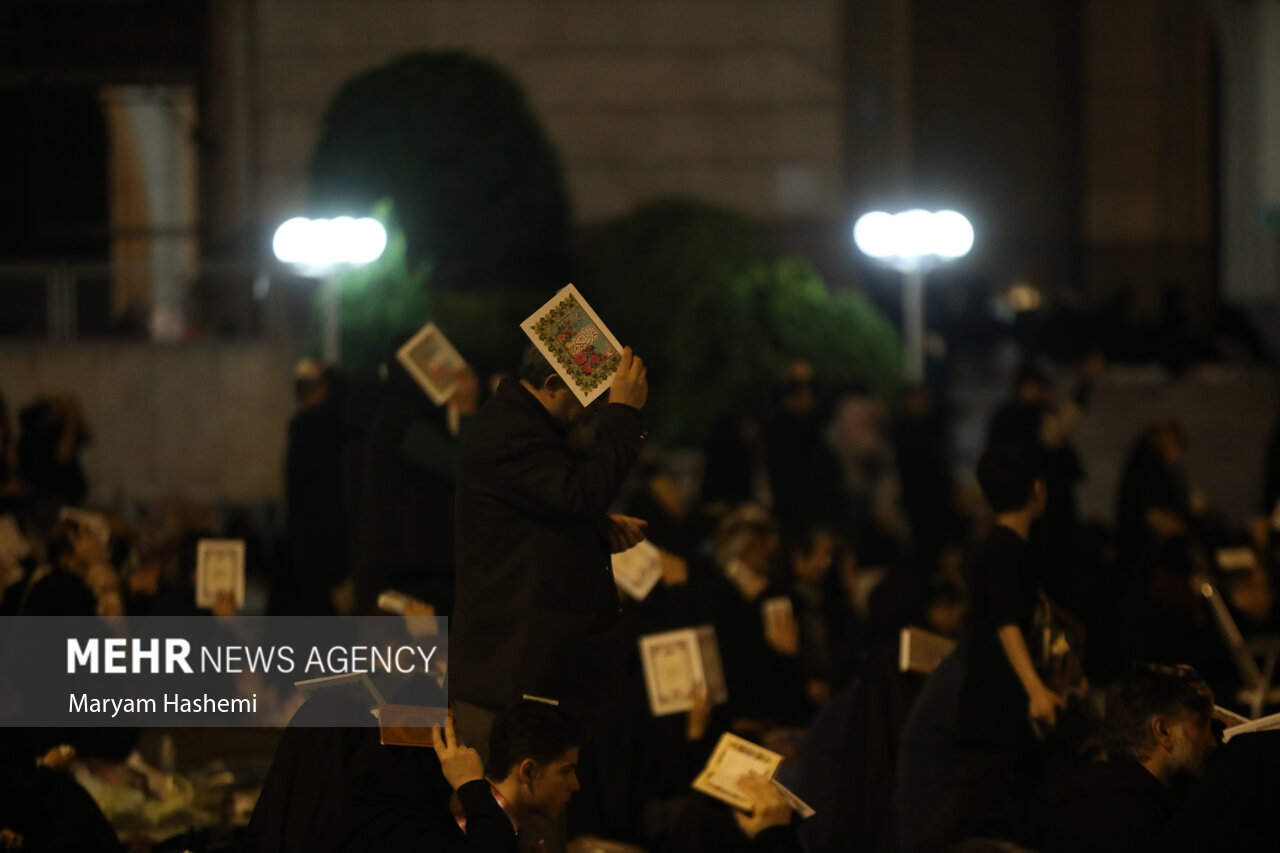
top-left (518, 343), bottom-right (557, 387)
top-left (484, 700), bottom-right (586, 779)
top-left (1105, 671), bottom-right (1212, 762)
top-left (976, 444), bottom-right (1043, 513)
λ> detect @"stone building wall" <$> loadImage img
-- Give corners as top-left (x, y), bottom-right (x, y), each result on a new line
top-left (242, 0), bottom-right (843, 230)
top-left (0, 343), bottom-right (295, 504)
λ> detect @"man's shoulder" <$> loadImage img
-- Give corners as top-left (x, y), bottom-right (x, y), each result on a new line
top-left (458, 383), bottom-right (561, 475)
top-left (467, 383), bottom-right (549, 438)
top-left (1043, 758), bottom-right (1173, 847)
top-left (1055, 757), bottom-right (1171, 813)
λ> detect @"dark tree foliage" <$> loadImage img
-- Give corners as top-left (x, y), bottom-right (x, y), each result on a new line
top-left (309, 51), bottom-right (573, 294)
top-left (580, 197), bottom-right (902, 442)
top-left (316, 202), bottom-right (540, 382)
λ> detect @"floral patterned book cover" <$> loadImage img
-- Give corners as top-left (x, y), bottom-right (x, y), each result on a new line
top-left (521, 284), bottom-right (623, 406)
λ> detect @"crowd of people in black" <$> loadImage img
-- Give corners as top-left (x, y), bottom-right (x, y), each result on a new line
top-left (2, 333), bottom-right (1280, 853)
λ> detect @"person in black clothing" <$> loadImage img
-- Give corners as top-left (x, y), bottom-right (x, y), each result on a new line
top-left (451, 344), bottom-right (649, 731)
top-left (1115, 422), bottom-right (1194, 566)
top-left (986, 357), bottom-right (1102, 605)
top-left (986, 357), bottom-right (1101, 516)
top-left (764, 360), bottom-right (847, 534)
top-left (623, 450), bottom-right (702, 559)
top-left (16, 394), bottom-right (91, 511)
top-left (243, 693), bottom-right (378, 853)
top-left (901, 445), bottom-right (1064, 851)
top-left (279, 361), bottom-right (351, 614)
top-left (689, 505), bottom-right (810, 727)
top-left (1039, 670), bottom-right (1216, 853)
top-left (783, 525), bottom-right (853, 703)
top-left (1112, 422), bottom-right (1214, 670)
top-left (0, 729), bottom-right (123, 853)
top-left (958, 446), bottom-right (1063, 747)
top-left (891, 383), bottom-right (960, 564)
top-left (338, 700), bottom-right (587, 853)
top-left (354, 346), bottom-right (479, 617)
top-left (1170, 729), bottom-right (1280, 853)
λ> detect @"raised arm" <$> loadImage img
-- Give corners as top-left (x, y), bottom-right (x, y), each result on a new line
top-left (493, 402), bottom-right (645, 521)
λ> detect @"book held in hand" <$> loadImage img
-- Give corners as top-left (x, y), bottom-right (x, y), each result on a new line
top-left (374, 704), bottom-right (452, 748)
top-left (1223, 710), bottom-right (1280, 743)
top-left (639, 625), bottom-right (728, 716)
top-left (612, 539), bottom-right (663, 601)
top-left (772, 778), bottom-right (816, 820)
top-left (396, 322), bottom-right (469, 406)
top-left (520, 284), bottom-right (624, 406)
top-left (195, 538), bottom-right (246, 609)
top-left (691, 732), bottom-right (784, 812)
top-left (898, 625), bottom-right (958, 675)
top-left (295, 672), bottom-right (387, 710)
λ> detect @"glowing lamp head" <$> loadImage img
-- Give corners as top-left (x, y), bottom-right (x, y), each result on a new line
top-left (273, 216), bottom-right (388, 268)
top-left (931, 210), bottom-right (974, 258)
top-left (853, 209), bottom-right (974, 266)
top-left (272, 217), bottom-right (313, 266)
top-left (853, 211), bottom-right (896, 259)
top-left (893, 209), bottom-right (937, 258)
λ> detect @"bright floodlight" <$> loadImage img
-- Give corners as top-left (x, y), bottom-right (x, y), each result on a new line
top-left (853, 209), bottom-right (974, 264)
top-left (932, 210), bottom-right (974, 258)
top-left (894, 209), bottom-right (936, 259)
top-left (853, 211), bottom-right (897, 259)
top-left (273, 216), bottom-right (388, 267)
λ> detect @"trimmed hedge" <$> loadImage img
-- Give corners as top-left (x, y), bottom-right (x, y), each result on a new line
top-left (309, 51), bottom-right (572, 294)
top-left (581, 197), bottom-right (902, 442)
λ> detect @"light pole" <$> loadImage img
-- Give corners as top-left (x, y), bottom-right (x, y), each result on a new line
top-left (853, 209), bottom-right (973, 382)
top-left (272, 216), bottom-right (388, 363)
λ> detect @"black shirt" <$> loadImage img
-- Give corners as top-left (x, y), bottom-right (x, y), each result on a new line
top-left (958, 524), bottom-right (1042, 746)
top-left (1039, 757), bottom-right (1174, 853)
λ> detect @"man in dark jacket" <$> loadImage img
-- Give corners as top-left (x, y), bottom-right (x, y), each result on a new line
top-left (1039, 670), bottom-right (1216, 853)
top-left (451, 343), bottom-right (648, 742)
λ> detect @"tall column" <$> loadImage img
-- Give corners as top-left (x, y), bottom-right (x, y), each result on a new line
top-left (204, 0), bottom-right (257, 255)
top-left (101, 86), bottom-right (200, 341)
top-left (1211, 0), bottom-right (1280, 305)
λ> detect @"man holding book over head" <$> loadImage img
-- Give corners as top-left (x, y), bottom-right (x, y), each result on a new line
top-left (451, 286), bottom-right (649, 753)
